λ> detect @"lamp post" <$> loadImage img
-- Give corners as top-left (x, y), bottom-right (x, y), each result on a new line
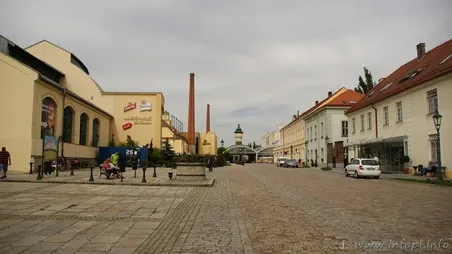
top-left (325, 136), bottom-right (330, 169)
top-left (61, 89), bottom-right (68, 160)
top-left (432, 110), bottom-right (443, 180)
top-left (290, 145), bottom-right (293, 159)
top-left (221, 139), bottom-right (224, 148)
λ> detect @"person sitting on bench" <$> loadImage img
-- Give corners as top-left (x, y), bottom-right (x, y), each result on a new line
top-left (102, 158), bottom-right (121, 179)
top-left (423, 161), bottom-right (438, 176)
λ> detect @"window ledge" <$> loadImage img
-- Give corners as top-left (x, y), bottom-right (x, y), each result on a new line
top-left (341, 135), bottom-right (348, 138)
top-left (426, 112), bottom-right (434, 116)
top-left (396, 120), bottom-right (404, 124)
top-left (360, 130), bottom-right (365, 133)
top-left (383, 123), bottom-right (389, 127)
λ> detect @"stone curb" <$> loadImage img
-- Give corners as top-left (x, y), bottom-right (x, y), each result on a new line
top-left (0, 178), bottom-right (215, 187)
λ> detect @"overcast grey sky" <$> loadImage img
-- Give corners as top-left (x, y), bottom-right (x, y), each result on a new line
top-left (1, 0), bottom-right (451, 146)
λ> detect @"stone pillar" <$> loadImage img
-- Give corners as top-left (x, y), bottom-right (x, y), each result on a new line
top-left (206, 104), bottom-right (210, 133)
top-left (188, 73), bottom-right (196, 153)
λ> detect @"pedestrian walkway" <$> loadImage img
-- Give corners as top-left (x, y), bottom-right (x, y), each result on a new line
top-left (1, 167), bottom-right (215, 187)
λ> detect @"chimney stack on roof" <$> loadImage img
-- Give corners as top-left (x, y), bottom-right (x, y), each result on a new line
top-left (328, 91), bottom-right (332, 97)
top-left (297, 110), bottom-right (299, 117)
top-left (315, 100), bottom-right (319, 105)
top-left (417, 43), bottom-right (426, 60)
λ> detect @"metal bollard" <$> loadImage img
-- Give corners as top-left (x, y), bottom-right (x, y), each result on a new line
top-left (141, 168), bottom-right (147, 183)
top-left (36, 165), bottom-right (42, 180)
top-left (29, 162), bottom-right (33, 174)
top-left (89, 167), bottom-right (94, 182)
top-left (70, 166), bottom-right (74, 176)
top-left (153, 167), bottom-right (157, 178)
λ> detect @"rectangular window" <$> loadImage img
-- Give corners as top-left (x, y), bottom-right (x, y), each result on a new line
top-left (307, 128), bottom-right (309, 142)
top-left (321, 148), bottom-right (324, 162)
top-left (352, 118), bottom-right (356, 133)
top-left (360, 115), bottom-right (364, 131)
top-left (310, 127), bottom-right (313, 141)
top-left (426, 89), bottom-right (438, 114)
top-left (314, 125), bottom-right (317, 140)
top-left (383, 106), bottom-right (389, 125)
top-left (396, 101), bottom-right (403, 122)
top-left (367, 112), bottom-right (372, 130)
top-left (429, 134), bottom-right (438, 162)
top-left (321, 122), bottom-right (324, 137)
top-left (341, 121), bottom-right (348, 137)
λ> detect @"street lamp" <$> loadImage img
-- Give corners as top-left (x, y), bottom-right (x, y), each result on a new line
top-left (221, 139), bottom-right (224, 148)
top-left (290, 145), bottom-right (293, 159)
top-left (325, 136), bottom-right (330, 169)
top-left (432, 110), bottom-right (443, 180)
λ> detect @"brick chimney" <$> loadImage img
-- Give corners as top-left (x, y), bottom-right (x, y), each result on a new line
top-left (315, 100), bottom-right (319, 105)
top-left (417, 43), bottom-right (425, 60)
top-left (187, 73), bottom-right (196, 152)
top-left (206, 104), bottom-right (210, 133)
top-left (328, 91), bottom-right (332, 97)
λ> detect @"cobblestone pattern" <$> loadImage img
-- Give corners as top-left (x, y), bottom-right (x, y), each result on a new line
top-left (134, 187), bottom-right (209, 253)
top-left (177, 172), bottom-right (254, 254)
top-left (1, 214), bottom-right (164, 222)
top-left (230, 164), bottom-right (452, 253)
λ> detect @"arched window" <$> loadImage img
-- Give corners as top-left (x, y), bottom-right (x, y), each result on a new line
top-left (79, 113), bottom-right (88, 145)
top-left (92, 118), bottom-right (100, 147)
top-left (41, 97), bottom-right (56, 138)
top-left (63, 106), bottom-right (74, 142)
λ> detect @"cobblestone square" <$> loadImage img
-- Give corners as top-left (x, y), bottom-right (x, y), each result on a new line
top-left (1, 164), bottom-right (451, 253)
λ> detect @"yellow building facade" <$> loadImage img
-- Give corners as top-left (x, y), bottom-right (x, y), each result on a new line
top-left (0, 36), bottom-right (166, 172)
top-left (274, 114), bottom-right (305, 163)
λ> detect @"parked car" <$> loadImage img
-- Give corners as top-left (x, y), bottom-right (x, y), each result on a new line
top-left (284, 159), bottom-right (298, 168)
top-left (277, 157), bottom-right (288, 167)
top-left (345, 158), bottom-right (381, 179)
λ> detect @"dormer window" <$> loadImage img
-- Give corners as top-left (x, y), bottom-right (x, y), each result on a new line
top-left (380, 82), bottom-right (393, 92)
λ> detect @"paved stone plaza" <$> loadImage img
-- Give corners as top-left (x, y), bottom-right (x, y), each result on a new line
top-left (0, 164), bottom-right (451, 253)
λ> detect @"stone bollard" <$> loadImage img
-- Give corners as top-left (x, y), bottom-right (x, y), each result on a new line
top-left (29, 162), bottom-right (33, 174)
top-left (70, 166), bottom-right (74, 176)
top-left (153, 167), bottom-right (157, 178)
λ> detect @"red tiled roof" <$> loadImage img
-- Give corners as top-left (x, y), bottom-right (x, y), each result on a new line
top-left (280, 88), bottom-right (363, 131)
top-left (346, 39), bottom-right (452, 115)
top-left (162, 121), bottom-right (187, 142)
top-left (301, 88), bottom-right (363, 119)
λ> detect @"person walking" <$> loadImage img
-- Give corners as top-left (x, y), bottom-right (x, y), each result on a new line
top-left (208, 156), bottom-right (214, 172)
top-left (0, 147), bottom-right (11, 179)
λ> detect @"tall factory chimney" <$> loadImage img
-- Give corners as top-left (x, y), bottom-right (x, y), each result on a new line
top-left (206, 104), bottom-right (211, 133)
top-left (188, 73), bottom-right (196, 153)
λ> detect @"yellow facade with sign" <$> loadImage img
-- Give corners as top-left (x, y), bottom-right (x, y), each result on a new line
top-left (0, 36), bottom-right (166, 172)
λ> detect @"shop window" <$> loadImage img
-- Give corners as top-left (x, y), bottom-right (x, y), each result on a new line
top-left (41, 97), bottom-right (56, 138)
top-left (63, 106), bottom-right (74, 142)
top-left (79, 113), bottom-right (89, 145)
top-left (92, 118), bottom-right (100, 147)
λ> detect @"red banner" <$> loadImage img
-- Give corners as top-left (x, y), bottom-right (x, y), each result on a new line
top-left (122, 122), bottom-right (132, 130)
top-left (124, 103), bottom-right (136, 112)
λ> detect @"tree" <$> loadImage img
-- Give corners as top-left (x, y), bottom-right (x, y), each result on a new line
top-left (162, 138), bottom-right (176, 167)
top-left (118, 135), bottom-right (139, 147)
top-left (354, 67), bottom-right (375, 94)
top-left (252, 141), bottom-right (256, 149)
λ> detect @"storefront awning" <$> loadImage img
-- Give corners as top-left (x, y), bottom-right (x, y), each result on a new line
top-left (345, 135), bottom-right (407, 147)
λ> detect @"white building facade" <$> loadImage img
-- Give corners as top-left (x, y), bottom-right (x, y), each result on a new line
top-left (346, 41), bottom-right (452, 177)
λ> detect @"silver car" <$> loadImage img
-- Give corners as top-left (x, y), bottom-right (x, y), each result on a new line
top-left (284, 159), bottom-right (298, 168)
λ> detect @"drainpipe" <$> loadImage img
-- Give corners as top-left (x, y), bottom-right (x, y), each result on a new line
top-left (371, 104), bottom-right (378, 138)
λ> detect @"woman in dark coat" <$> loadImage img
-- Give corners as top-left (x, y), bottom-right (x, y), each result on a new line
top-left (118, 152), bottom-right (126, 179)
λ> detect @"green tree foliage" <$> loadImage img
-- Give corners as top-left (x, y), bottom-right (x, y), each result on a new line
top-left (118, 135), bottom-right (139, 147)
top-left (354, 67), bottom-right (375, 94)
top-left (162, 139), bottom-right (176, 167)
